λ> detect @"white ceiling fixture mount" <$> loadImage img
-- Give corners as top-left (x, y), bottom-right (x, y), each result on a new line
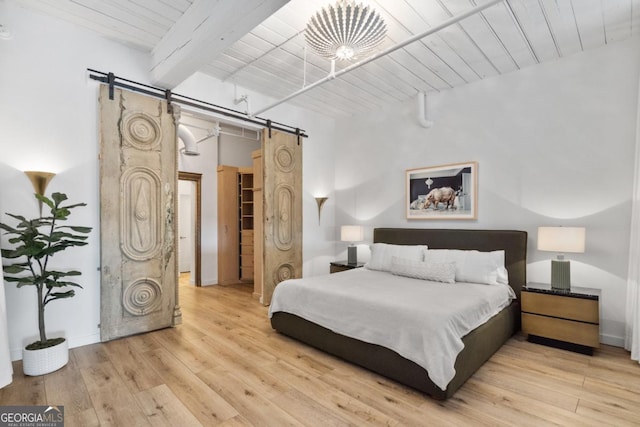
top-left (305, 0), bottom-right (387, 61)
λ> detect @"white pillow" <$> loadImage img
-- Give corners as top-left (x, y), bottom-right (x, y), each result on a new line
top-left (422, 249), bottom-right (508, 286)
top-left (365, 243), bottom-right (428, 272)
top-left (390, 256), bottom-right (456, 283)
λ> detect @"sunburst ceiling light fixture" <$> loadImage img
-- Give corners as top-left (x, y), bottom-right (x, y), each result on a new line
top-left (305, 0), bottom-right (387, 61)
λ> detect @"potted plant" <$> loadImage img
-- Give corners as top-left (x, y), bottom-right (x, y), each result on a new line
top-left (0, 192), bottom-right (91, 375)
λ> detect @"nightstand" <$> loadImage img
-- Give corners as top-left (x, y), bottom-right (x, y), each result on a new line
top-left (521, 282), bottom-right (600, 354)
top-left (329, 260), bottom-right (365, 274)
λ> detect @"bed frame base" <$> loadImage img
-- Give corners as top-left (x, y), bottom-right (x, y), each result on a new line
top-left (271, 302), bottom-right (519, 400)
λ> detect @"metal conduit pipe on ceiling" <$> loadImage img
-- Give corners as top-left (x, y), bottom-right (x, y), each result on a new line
top-left (417, 92), bottom-right (434, 129)
top-left (250, 0), bottom-right (504, 117)
top-left (178, 124), bottom-right (200, 156)
top-left (178, 122), bottom-right (224, 156)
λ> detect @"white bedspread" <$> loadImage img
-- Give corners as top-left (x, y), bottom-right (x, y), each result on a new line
top-left (268, 268), bottom-right (516, 390)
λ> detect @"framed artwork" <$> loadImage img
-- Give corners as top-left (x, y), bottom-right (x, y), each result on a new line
top-left (406, 161), bottom-right (477, 220)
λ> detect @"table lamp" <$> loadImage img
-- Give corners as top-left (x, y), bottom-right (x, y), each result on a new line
top-left (341, 225), bottom-right (364, 265)
top-left (537, 226), bottom-right (586, 290)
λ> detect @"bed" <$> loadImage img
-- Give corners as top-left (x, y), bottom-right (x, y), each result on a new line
top-left (269, 228), bottom-right (527, 400)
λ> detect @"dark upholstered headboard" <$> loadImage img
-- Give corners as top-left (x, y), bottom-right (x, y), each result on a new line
top-left (373, 228), bottom-right (528, 299)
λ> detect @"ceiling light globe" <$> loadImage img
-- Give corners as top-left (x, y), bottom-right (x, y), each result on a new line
top-left (305, 0), bottom-right (387, 61)
top-left (336, 45), bottom-right (354, 60)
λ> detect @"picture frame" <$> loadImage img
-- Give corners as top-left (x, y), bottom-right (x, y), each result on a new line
top-left (406, 161), bottom-right (477, 220)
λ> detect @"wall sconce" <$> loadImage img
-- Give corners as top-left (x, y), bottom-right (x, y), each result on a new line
top-left (24, 171), bottom-right (55, 215)
top-left (341, 225), bottom-right (364, 264)
top-left (315, 197), bottom-right (328, 225)
top-left (538, 226), bottom-right (586, 290)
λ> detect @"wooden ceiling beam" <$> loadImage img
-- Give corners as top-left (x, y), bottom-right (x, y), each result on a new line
top-left (150, 0), bottom-right (290, 88)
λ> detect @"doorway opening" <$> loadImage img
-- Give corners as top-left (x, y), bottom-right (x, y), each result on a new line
top-left (178, 171), bottom-right (202, 286)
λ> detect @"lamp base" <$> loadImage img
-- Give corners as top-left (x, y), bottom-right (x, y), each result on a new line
top-left (347, 245), bottom-right (358, 264)
top-left (551, 259), bottom-right (571, 290)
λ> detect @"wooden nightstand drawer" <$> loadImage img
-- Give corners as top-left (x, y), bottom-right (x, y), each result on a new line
top-left (522, 313), bottom-right (600, 348)
top-left (522, 292), bottom-right (598, 323)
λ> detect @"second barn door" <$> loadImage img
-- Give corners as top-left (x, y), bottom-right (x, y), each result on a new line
top-left (261, 129), bottom-right (302, 305)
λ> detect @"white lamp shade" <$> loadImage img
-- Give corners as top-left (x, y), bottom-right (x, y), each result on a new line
top-left (537, 226), bottom-right (586, 253)
top-left (341, 225), bottom-right (364, 242)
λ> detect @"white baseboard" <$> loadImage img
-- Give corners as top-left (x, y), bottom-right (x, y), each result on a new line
top-left (10, 333), bottom-right (101, 361)
top-left (600, 334), bottom-right (625, 348)
top-left (10, 347), bottom-right (21, 362)
top-left (68, 333), bottom-right (101, 349)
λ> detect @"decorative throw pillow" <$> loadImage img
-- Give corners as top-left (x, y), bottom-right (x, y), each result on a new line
top-left (422, 249), bottom-right (507, 286)
top-left (390, 256), bottom-right (456, 283)
top-left (365, 243), bottom-right (428, 272)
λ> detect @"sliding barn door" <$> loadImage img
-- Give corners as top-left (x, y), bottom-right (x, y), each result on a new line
top-left (262, 129), bottom-right (302, 305)
top-left (99, 85), bottom-right (180, 341)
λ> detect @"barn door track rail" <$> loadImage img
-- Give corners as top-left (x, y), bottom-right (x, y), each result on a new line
top-left (87, 69), bottom-right (308, 139)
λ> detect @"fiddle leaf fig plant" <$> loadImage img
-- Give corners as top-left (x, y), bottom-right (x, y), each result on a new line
top-left (0, 192), bottom-right (92, 350)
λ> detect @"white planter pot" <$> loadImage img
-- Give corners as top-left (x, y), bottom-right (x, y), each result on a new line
top-left (22, 338), bottom-right (68, 376)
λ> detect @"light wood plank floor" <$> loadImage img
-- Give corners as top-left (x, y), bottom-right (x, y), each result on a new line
top-left (2, 275), bottom-right (640, 426)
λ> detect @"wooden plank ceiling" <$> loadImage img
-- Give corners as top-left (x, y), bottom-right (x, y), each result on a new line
top-left (14, 0), bottom-right (640, 118)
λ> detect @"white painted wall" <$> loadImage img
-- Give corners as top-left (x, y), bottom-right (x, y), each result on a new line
top-left (334, 37), bottom-right (640, 346)
top-left (0, 3), bottom-right (337, 360)
top-left (0, 2), bottom-right (150, 360)
top-left (219, 133), bottom-right (261, 167)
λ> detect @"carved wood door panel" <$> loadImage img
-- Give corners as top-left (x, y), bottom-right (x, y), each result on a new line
top-left (99, 85), bottom-right (179, 341)
top-left (262, 130), bottom-right (302, 306)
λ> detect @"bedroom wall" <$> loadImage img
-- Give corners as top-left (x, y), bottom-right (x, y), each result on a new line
top-left (334, 37), bottom-right (640, 347)
top-left (0, 3), bottom-right (337, 360)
